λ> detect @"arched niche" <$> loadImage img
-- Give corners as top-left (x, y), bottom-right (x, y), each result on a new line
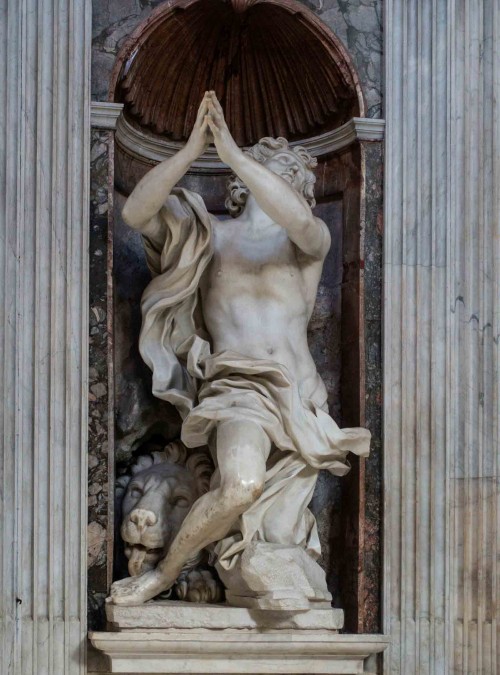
top-left (107, 0), bottom-right (380, 633)
top-left (109, 0), bottom-right (364, 145)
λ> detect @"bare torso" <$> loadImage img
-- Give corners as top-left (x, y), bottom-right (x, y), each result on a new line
top-left (200, 215), bottom-right (327, 402)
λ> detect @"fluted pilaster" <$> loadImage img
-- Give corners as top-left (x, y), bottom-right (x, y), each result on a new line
top-left (384, 1), bottom-right (499, 672)
top-left (0, 1), bottom-right (91, 673)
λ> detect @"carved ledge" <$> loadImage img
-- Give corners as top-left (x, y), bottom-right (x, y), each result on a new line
top-left (89, 628), bottom-right (389, 674)
top-left (91, 601), bottom-right (388, 673)
top-left (90, 102), bottom-right (384, 168)
top-left (91, 102), bottom-right (124, 129)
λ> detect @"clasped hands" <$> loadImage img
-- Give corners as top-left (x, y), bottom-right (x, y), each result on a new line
top-left (185, 91), bottom-right (240, 166)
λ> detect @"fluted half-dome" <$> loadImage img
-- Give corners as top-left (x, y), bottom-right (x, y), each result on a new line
top-left (115, 0), bottom-right (362, 147)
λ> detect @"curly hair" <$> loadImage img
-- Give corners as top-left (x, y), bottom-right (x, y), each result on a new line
top-left (225, 137), bottom-right (318, 217)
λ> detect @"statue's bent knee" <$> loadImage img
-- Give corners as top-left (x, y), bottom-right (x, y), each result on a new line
top-left (222, 478), bottom-right (264, 511)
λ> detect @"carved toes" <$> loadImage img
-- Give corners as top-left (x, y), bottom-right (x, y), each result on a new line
top-left (174, 568), bottom-right (223, 604)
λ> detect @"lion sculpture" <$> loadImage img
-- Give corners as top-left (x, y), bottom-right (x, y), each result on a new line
top-left (115, 441), bottom-right (223, 603)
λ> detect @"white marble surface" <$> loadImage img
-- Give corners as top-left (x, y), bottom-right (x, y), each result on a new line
top-left (91, 101), bottom-right (123, 129)
top-left (0, 1), bottom-right (91, 675)
top-left (384, 1), bottom-right (500, 673)
top-left (89, 630), bottom-right (389, 674)
top-left (218, 542), bottom-right (332, 610)
top-left (106, 600), bottom-right (344, 631)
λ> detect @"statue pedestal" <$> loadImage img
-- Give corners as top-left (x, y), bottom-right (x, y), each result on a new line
top-left (89, 601), bottom-right (389, 673)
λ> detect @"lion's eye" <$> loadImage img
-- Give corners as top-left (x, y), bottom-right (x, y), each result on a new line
top-left (129, 485), bottom-right (143, 499)
top-left (172, 495), bottom-right (190, 508)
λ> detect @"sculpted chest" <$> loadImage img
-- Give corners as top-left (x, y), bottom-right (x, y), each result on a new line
top-left (208, 222), bottom-right (299, 281)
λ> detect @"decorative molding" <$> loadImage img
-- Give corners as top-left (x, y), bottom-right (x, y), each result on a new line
top-left (115, 114), bottom-right (385, 172)
top-left (352, 117), bottom-right (385, 141)
top-left (0, 1), bottom-right (91, 673)
top-left (91, 101), bottom-right (124, 129)
top-left (384, 1), bottom-right (499, 673)
top-left (115, 113), bottom-right (230, 172)
top-left (89, 631), bottom-right (390, 674)
top-left (304, 117), bottom-right (385, 153)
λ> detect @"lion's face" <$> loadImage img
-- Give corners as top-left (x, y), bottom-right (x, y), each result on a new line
top-left (121, 462), bottom-right (199, 576)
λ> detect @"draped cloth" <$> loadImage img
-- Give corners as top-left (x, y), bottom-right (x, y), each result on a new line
top-left (137, 188), bottom-right (371, 570)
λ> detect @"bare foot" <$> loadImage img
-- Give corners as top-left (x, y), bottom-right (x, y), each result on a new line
top-left (108, 569), bottom-right (174, 605)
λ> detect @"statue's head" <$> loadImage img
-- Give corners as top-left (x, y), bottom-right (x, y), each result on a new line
top-left (225, 137), bottom-right (318, 217)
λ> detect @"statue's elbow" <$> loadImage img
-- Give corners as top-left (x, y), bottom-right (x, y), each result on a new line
top-left (121, 200), bottom-right (134, 227)
top-left (121, 200), bottom-right (144, 230)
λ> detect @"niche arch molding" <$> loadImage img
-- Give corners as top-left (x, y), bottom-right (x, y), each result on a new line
top-left (99, 0), bottom-right (384, 636)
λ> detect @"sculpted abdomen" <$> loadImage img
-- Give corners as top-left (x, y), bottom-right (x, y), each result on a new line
top-left (200, 254), bottom-right (322, 397)
top-left (197, 221), bottom-right (325, 400)
top-left (202, 255), bottom-right (309, 335)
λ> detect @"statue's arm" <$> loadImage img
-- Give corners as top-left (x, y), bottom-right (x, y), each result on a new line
top-left (227, 152), bottom-right (330, 259)
top-left (122, 94), bottom-right (212, 233)
top-left (205, 93), bottom-right (330, 260)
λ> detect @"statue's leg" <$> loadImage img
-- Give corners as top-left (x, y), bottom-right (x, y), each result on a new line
top-left (109, 420), bottom-right (270, 604)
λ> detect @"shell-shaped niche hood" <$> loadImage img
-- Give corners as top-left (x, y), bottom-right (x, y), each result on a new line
top-left (115, 0), bottom-right (363, 147)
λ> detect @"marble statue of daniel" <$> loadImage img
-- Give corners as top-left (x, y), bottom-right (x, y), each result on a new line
top-left (110, 92), bottom-right (370, 608)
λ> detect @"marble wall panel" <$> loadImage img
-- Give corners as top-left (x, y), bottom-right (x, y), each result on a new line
top-left (384, 1), bottom-right (500, 671)
top-left (0, 1), bottom-right (91, 672)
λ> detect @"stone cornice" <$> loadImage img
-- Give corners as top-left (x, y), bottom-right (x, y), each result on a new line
top-left (304, 117), bottom-right (385, 154)
top-left (89, 630), bottom-right (390, 673)
top-left (109, 110), bottom-right (385, 173)
top-left (91, 101), bottom-right (124, 129)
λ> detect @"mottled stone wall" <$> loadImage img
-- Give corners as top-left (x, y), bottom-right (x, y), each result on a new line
top-left (358, 140), bottom-right (383, 633)
top-left (88, 130), bottom-right (113, 630)
top-left (314, 142), bottom-right (383, 633)
top-left (317, 0), bottom-right (382, 118)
